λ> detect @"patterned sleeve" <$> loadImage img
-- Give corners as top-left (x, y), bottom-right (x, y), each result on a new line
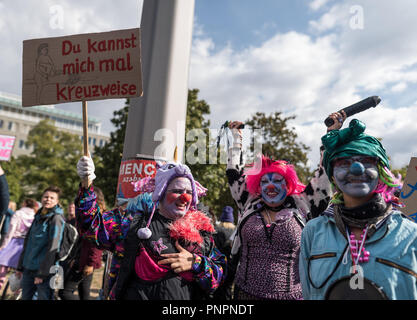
top-left (75, 185), bottom-right (129, 252)
top-left (294, 146), bottom-right (333, 220)
top-left (226, 145), bottom-right (251, 212)
top-left (191, 237), bottom-right (227, 294)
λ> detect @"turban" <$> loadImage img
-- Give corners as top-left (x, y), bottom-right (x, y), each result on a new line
top-left (322, 119), bottom-right (390, 178)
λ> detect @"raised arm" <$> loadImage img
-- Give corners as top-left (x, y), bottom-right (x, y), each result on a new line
top-left (75, 185), bottom-right (127, 252)
top-left (75, 155), bottom-right (127, 252)
top-left (294, 111), bottom-right (346, 220)
top-left (225, 121), bottom-right (252, 211)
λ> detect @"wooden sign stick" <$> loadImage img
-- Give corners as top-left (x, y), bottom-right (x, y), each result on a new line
top-left (82, 100), bottom-right (91, 187)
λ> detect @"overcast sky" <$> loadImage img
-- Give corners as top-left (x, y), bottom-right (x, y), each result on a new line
top-left (1, 0), bottom-right (416, 170)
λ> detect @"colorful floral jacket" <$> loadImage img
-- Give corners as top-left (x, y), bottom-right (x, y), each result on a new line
top-left (75, 185), bottom-right (226, 299)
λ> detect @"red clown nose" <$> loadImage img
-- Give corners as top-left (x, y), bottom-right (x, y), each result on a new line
top-left (179, 193), bottom-right (192, 203)
top-left (266, 184), bottom-right (276, 192)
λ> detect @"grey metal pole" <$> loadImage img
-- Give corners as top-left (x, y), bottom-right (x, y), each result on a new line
top-left (122, 0), bottom-right (195, 162)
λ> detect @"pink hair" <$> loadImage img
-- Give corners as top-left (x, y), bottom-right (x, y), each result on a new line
top-left (245, 155), bottom-right (306, 196)
top-left (372, 165), bottom-right (403, 206)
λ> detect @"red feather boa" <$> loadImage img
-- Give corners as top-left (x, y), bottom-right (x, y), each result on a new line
top-left (168, 210), bottom-right (215, 245)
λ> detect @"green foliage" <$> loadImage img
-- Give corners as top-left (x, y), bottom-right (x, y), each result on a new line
top-left (6, 119), bottom-right (82, 209)
top-left (392, 165), bottom-right (408, 182)
top-left (245, 112), bottom-right (312, 183)
top-left (1, 157), bottom-right (24, 204)
top-left (93, 99), bottom-right (129, 206)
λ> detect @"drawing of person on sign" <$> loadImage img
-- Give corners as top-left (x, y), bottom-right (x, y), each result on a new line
top-left (34, 43), bottom-right (56, 104)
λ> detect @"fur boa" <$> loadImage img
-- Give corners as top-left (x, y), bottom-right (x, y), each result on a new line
top-left (168, 210), bottom-right (215, 245)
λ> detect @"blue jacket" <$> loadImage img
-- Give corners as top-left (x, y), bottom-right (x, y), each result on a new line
top-left (0, 174), bottom-right (10, 235)
top-left (18, 205), bottom-right (64, 279)
top-left (300, 209), bottom-right (417, 300)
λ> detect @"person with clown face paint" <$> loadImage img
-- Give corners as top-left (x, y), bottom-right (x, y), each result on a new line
top-left (74, 157), bottom-right (226, 300)
top-left (226, 120), bottom-right (335, 300)
top-left (299, 117), bottom-right (417, 300)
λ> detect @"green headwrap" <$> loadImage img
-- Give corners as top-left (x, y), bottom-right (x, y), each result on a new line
top-left (322, 119), bottom-right (390, 178)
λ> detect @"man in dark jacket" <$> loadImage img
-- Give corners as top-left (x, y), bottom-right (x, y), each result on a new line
top-left (212, 206), bottom-right (236, 300)
top-left (16, 186), bottom-right (65, 300)
top-left (58, 237), bottom-right (103, 300)
top-left (0, 164), bottom-right (10, 247)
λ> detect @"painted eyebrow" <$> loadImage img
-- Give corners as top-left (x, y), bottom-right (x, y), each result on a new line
top-left (168, 188), bottom-right (193, 192)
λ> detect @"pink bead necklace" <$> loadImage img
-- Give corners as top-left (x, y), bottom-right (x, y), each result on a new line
top-left (346, 226), bottom-right (370, 274)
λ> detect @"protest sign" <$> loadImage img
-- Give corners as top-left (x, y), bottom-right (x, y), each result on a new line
top-left (0, 135), bottom-right (16, 161)
top-left (399, 157), bottom-right (417, 222)
top-left (22, 28), bottom-right (142, 107)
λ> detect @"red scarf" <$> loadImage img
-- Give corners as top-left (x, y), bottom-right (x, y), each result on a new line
top-left (168, 210), bottom-right (215, 245)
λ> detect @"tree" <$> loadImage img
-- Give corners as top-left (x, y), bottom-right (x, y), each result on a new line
top-left (392, 165), bottom-right (408, 182)
top-left (93, 99), bottom-right (129, 206)
top-left (245, 112), bottom-right (312, 183)
top-left (13, 119), bottom-right (82, 209)
top-left (1, 157), bottom-right (25, 204)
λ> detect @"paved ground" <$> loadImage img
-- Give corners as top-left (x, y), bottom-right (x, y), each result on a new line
top-left (0, 266), bottom-right (105, 300)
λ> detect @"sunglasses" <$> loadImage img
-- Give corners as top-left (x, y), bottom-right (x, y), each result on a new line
top-left (332, 156), bottom-right (378, 168)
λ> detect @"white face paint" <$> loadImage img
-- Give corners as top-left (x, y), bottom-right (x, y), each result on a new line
top-left (260, 172), bottom-right (287, 207)
top-left (159, 177), bottom-right (193, 220)
top-left (332, 156), bottom-right (379, 198)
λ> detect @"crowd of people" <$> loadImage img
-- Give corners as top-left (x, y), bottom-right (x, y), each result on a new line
top-left (0, 111), bottom-right (416, 301)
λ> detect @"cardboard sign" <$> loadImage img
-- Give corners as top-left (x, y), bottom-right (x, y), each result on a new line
top-left (116, 157), bottom-right (159, 200)
top-left (0, 135), bottom-right (16, 161)
top-left (22, 28), bottom-right (142, 107)
top-left (399, 157), bottom-right (417, 222)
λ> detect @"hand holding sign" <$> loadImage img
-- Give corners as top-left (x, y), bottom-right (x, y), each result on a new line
top-left (77, 154), bottom-right (96, 187)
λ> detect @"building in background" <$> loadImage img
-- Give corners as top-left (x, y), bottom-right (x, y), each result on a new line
top-left (0, 92), bottom-right (110, 157)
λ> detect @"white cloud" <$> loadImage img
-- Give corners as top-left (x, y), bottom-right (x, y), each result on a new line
top-left (309, 0), bottom-right (332, 11)
top-left (391, 82), bottom-right (407, 93)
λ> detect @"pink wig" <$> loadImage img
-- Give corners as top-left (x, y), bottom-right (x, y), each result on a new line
top-left (372, 164), bottom-right (403, 206)
top-left (245, 155), bottom-right (306, 196)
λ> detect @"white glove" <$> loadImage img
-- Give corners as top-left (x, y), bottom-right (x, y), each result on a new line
top-left (77, 156), bottom-right (96, 181)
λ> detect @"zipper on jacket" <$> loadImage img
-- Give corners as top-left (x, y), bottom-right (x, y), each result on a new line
top-left (376, 258), bottom-right (417, 280)
top-left (310, 252), bottom-right (337, 260)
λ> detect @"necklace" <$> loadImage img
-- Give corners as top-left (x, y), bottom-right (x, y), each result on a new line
top-left (265, 209), bottom-right (275, 228)
top-left (346, 226), bottom-right (370, 274)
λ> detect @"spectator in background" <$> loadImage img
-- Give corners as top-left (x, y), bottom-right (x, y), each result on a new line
top-left (212, 206), bottom-right (236, 300)
top-left (59, 187), bottom-right (105, 300)
top-left (214, 206), bottom-right (236, 257)
top-left (16, 186), bottom-right (65, 300)
top-left (66, 202), bottom-right (76, 226)
top-left (0, 199), bottom-right (38, 291)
